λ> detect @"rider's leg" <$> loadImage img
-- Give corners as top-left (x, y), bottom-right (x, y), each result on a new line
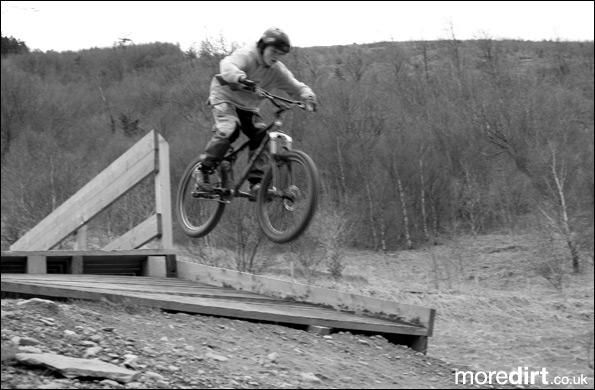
top-left (202, 103), bottom-right (241, 169)
top-left (196, 103), bottom-right (240, 191)
top-left (237, 109), bottom-right (267, 191)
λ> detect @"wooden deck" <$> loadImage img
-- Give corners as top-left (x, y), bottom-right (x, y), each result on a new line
top-left (1, 273), bottom-right (427, 337)
top-left (0, 249), bottom-right (177, 276)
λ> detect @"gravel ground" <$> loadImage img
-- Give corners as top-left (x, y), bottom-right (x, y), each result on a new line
top-left (1, 296), bottom-right (473, 389)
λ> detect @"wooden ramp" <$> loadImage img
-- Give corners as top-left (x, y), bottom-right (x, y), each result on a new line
top-left (1, 131), bottom-right (434, 353)
top-left (1, 250), bottom-right (434, 352)
top-left (1, 273), bottom-right (427, 337)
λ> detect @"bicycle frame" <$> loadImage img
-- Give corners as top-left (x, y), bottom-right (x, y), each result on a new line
top-left (218, 88), bottom-right (303, 200)
top-left (221, 132), bottom-right (269, 198)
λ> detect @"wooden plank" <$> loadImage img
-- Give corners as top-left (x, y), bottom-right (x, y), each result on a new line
top-left (1, 274), bottom-right (203, 287)
top-left (2, 279), bottom-right (283, 301)
top-left (1, 272), bottom-right (432, 340)
top-left (84, 260), bottom-right (144, 266)
top-left (1, 274), bottom-right (421, 321)
top-left (0, 274), bottom-right (283, 299)
top-left (176, 260), bottom-right (435, 335)
top-left (102, 215), bottom-right (160, 250)
top-left (0, 277), bottom-right (273, 299)
top-left (154, 133), bottom-right (173, 249)
top-left (10, 131), bottom-right (157, 251)
top-left (0, 279), bottom-right (427, 336)
top-left (2, 249), bottom-right (177, 258)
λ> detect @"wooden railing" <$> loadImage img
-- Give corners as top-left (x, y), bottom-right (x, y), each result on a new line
top-left (10, 130), bottom-right (173, 251)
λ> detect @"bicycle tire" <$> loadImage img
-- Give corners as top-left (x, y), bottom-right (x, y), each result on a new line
top-left (257, 150), bottom-right (320, 243)
top-left (175, 156), bottom-right (226, 237)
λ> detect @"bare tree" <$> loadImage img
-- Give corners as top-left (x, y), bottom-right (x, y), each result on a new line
top-left (344, 46), bottom-right (369, 82)
top-left (419, 155), bottom-right (430, 242)
top-left (389, 158), bottom-right (413, 249)
top-left (540, 142), bottom-right (581, 273)
top-left (477, 79), bottom-right (584, 272)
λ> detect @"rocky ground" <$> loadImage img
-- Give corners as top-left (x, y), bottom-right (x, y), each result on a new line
top-left (1, 296), bottom-right (473, 389)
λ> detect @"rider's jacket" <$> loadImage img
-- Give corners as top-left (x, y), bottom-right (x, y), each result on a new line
top-left (208, 43), bottom-right (314, 112)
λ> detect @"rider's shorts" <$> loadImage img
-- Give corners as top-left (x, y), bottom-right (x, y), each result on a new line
top-left (211, 102), bottom-right (266, 141)
top-left (211, 102), bottom-right (240, 139)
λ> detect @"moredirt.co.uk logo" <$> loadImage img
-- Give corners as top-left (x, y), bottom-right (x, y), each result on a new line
top-left (454, 367), bottom-right (589, 386)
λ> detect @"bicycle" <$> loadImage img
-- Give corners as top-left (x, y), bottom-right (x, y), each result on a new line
top-left (176, 85), bottom-right (320, 244)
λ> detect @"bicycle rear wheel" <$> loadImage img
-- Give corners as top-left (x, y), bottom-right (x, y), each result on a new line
top-left (257, 150), bottom-right (320, 243)
top-left (175, 156), bottom-right (226, 237)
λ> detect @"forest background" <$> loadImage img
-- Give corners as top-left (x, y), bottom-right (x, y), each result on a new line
top-left (0, 33), bottom-right (593, 277)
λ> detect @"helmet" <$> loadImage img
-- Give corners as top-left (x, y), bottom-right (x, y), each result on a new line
top-left (258, 27), bottom-right (291, 54)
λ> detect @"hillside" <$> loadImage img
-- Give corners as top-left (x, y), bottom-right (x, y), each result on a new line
top-left (1, 38), bottom-right (593, 258)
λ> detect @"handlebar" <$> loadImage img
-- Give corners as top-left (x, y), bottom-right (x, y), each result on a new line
top-left (215, 74), bottom-right (307, 112)
top-left (254, 87), bottom-right (307, 111)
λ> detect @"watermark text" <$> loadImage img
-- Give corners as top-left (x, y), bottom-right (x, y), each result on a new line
top-left (454, 367), bottom-right (588, 386)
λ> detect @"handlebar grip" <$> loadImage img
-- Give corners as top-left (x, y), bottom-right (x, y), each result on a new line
top-left (215, 74), bottom-right (256, 92)
top-left (239, 77), bottom-right (257, 91)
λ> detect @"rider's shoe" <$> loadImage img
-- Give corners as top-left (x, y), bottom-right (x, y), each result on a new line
top-left (193, 163), bottom-right (215, 193)
top-left (248, 182), bottom-right (261, 202)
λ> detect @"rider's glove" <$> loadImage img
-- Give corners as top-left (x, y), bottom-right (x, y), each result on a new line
top-left (304, 94), bottom-right (318, 112)
top-left (238, 76), bottom-right (257, 91)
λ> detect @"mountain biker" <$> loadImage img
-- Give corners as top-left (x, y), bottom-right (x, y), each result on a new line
top-left (195, 27), bottom-right (318, 197)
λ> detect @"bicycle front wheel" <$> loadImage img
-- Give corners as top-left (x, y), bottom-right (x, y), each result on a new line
top-left (175, 156), bottom-right (226, 237)
top-left (257, 150), bottom-right (320, 243)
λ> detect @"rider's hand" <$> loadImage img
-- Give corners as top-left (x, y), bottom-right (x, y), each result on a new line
top-left (304, 94), bottom-right (318, 112)
top-left (238, 76), bottom-right (257, 91)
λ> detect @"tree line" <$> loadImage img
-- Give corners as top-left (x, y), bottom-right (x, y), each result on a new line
top-left (1, 34), bottom-right (29, 57)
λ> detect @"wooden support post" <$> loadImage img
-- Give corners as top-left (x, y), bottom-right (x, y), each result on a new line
top-left (165, 254), bottom-right (177, 277)
top-left (408, 336), bottom-right (428, 354)
top-left (71, 256), bottom-right (84, 274)
top-left (144, 256), bottom-right (167, 277)
top-left (154, 132), bottom-right (173, 250)
top-left (308, 325), bottom-right (331, 335)
top-left (26, 255), bottom-right (46, 274)
top-left (74, 224), bottom-right (88, 250)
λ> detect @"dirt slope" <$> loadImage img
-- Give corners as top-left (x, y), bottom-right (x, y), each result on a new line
top-left (1, 297), bottom-right (471, 389)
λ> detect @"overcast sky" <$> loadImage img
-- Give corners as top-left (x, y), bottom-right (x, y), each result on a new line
top-left (1, 1), bottom-right (593, 52)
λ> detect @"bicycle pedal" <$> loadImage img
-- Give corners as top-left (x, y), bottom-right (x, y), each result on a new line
top-left (192, 190), bottom-right (218, 199)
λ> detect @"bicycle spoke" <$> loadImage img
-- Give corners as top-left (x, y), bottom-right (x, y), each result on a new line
top-left (176, 158), bottom-right (226, 237)
top-left (182, 191), bottom-right (221, 227)
top-left (258, 151), bottom-right (318, 243)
